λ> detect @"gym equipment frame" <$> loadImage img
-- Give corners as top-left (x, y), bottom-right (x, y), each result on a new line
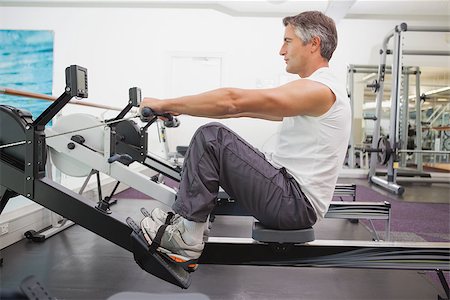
top-left (0, 66), bottom-right (448, 297)
top-left (347, 64), bottom-right (450, 185)
top-left (367, 23), bottom-right (450, 195)
top-left (347, 64), bottom-right (422, 169)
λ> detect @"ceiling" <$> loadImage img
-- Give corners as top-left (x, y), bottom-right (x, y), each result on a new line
top-left (0, 0), bottom-right (449, 22)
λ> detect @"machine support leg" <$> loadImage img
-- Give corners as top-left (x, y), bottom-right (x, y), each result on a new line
top-left (103, 181), bottom-right (120, 206)
top-left (96, 171), bottom-right (103, 202)
top-left (78, 169), bottom-right (97, 194)
top-left (437, 269), bottom-right (449, 300)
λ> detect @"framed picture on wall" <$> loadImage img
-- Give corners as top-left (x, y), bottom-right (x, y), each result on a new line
top-left (0, 30), bottom-right (54, 213)
top-left (0, 29), bottom-right (54, 124)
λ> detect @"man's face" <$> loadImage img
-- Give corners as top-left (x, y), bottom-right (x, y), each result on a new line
top-left (279, 25), bottom-right (309, 75)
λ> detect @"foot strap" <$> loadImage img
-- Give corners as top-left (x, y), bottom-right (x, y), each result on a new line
top-left (148, 224), bottom-right (168, 253)
top-left (147, 211), bottom-right (174, 252)
top-left (140, 207), bottom-right (175, 226)
top-left (165, 212), bottom-right (175, 225)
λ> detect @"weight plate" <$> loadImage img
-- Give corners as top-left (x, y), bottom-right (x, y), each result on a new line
top-left (377, 136), bottom-right (391, 165)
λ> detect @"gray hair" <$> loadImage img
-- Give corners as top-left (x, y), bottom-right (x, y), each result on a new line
top-left (283, 11), bottom-right (337, 61)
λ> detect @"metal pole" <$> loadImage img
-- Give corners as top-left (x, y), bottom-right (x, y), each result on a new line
top-left (405, 26), bottom-right (450, 32)
top-left (386, 24), bottom-right (405, 184)
top-left (398, 149), bottom-right (450, 154)
top-left (403, 50), bottom-right (450, 56)
top-left (347, 65), bottom-right (355, 168)
top-left (0, 87), bottom-right (123, 111)
top-left (350, 65), bottom-right (417, 75)
top-left (414, 67), bottom-right (423, 172)
top-left (369, 29), bottom-right (395, 178)
top-left (430, 103), bottom-right (450, 126)
top-left (400, 69), bottom-right (410, 168)
top-left (349, 64), bottom-right (382, 69)
top-left (370, 175), bottom-right (404, 195)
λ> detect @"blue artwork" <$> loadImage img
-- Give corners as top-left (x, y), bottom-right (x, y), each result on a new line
top-left (0, 30), bottom-right (54, 124)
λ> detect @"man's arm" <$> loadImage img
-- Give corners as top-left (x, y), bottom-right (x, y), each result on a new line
top-left (214, 112), bottom-right (282, 121)
top-left (141, 78), bottom-right (335, 119)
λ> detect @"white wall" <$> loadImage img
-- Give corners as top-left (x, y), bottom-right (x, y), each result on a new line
top-left (0, 7), bottom-right (285, 152)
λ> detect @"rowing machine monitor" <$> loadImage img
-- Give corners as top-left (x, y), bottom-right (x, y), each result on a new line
top-left (129, 87), bottom-right (142, 107)
top-left (65, 65), bottom-right (88, 98)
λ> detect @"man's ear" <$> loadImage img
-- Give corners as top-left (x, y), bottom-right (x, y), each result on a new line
top-left (310, 36), bottom-right (321, 53)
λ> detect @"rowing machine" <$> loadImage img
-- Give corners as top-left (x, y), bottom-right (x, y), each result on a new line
top-left (0, 65), bottom-right (191, 288)
top-left (0, 66), bottom-right (448, 296)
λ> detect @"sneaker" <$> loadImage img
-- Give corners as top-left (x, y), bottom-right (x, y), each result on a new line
top-left (150, 208), bottom-right (211, 241)
top-left (150, 207), bottom-right (182, 225)
top-left (140, 216), bottom-right (204, 271)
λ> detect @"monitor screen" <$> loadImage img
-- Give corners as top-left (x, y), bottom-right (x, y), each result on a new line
top-left (77, 68), bottom-right (87, 92)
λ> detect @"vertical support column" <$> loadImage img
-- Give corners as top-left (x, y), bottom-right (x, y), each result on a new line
top-left (414, 68), bottom-right (424, 172)
top-left (24, 125), bottom-right (47, 199)
top-left (347, 66), bottom-right (355, 168)
top-left (386, 24), bottom-right (404, 183)
top-left (369, 33), bottom-right (391, 178)
top-left (400, 68), bottom-right (410, 167)
top-left (353, 73), bottom-right (367, 168)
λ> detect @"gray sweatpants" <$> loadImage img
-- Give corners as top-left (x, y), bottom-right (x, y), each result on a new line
top-left (172, 122), bottom-right (317, 230)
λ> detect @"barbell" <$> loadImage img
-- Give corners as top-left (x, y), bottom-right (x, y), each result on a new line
top-left (362, 136), bottom-right (450, 165)
top-left (362, 136), bottom-right (392, 165)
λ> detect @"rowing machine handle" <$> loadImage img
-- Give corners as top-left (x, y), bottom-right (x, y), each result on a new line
top-left (139, 107), bottom-right (155, 122)
top-left (140, 107), bottom-right (180, 127)
top-left (163, 116), bottom-right (180, 128)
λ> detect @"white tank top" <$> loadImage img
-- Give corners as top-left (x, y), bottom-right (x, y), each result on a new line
top-left (268, 67), bottom-right (352, 220)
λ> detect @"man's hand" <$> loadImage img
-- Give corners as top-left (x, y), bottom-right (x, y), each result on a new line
top-left (141, 97), bottom-right (180, 117)
top-left (141, 97), bottom-right (163, 112)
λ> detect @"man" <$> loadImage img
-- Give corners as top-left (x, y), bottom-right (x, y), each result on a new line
top-left (140, 10), bottom-right (351, 271)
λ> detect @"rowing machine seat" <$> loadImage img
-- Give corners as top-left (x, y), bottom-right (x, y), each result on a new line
top-left (252, 222), bottom-right (315, 244)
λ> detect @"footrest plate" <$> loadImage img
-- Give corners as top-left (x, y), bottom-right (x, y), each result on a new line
top-left (126, 217), bottom-right (191, 289)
